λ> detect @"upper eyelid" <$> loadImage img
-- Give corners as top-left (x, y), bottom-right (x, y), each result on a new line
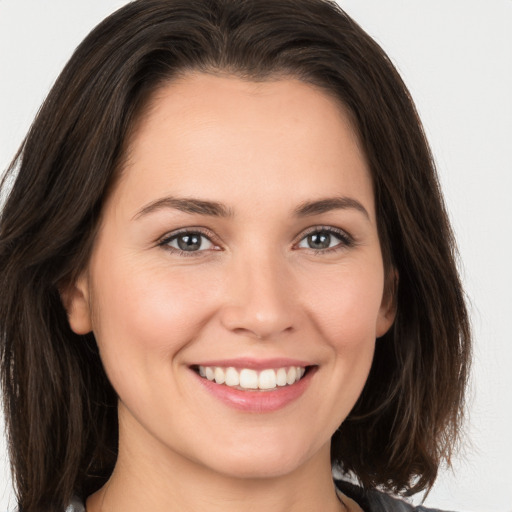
top-left (299, 225), bottom-right (348, 234)
top-left (293, 225), bottom-right (353, 242)
top-left (158, 226), bottom-right (219, 245)
top-left (157, 224), bottom-right (354, 248)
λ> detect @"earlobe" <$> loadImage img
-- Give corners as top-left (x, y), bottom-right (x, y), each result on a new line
top-left (376, 269), bottom-right (398, 338)
top-left (59, 274), bottom-right (93, 335)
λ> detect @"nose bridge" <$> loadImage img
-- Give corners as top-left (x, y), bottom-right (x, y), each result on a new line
top-left (221, 246), bottom-right (296, 339)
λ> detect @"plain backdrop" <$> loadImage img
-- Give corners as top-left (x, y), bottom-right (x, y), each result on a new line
top-left (1, 1), bottom-right (511, 511)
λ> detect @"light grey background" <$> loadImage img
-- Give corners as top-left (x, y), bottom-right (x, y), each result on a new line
top-left (1, 1), bottom-right (511, 511)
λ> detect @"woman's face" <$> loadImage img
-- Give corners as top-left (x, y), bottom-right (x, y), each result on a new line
top-left (67, 73), bottom-right (395, 479)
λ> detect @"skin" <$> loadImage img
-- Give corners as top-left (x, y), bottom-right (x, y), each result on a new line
top-left (65, 73), bottom-right (394, 512)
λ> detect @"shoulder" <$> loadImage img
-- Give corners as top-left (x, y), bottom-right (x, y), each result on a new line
top-left (62, 486), bottom-right (453, 512)
top-left (12, 497), bottom-right (85, 512)
top-left (335, 480), bottom-right (455, 512)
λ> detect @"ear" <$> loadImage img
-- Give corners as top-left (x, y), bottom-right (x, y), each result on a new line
top-left (59, 274), bottom-right (93, 334)
top-left (376, 269), bottom-right (398, 338)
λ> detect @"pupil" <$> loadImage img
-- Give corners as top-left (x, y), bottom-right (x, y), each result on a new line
top-left (308, 232), bottom-right (330, 249)
top-left (178, 234), bottom-right (201, 251)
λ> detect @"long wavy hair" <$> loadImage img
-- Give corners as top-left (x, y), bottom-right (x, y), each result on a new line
top-left (0, 1), bottom-right (471, 510)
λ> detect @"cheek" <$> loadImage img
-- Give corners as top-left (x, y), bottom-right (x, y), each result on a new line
top-left (87, 259), bottom-right (226, 421)
top-left (304, 260), bottom-right (385, 353)
top-left (90, 258), bottom-right (221, 359)
top-left (294, 261), bottom-right (384, 429)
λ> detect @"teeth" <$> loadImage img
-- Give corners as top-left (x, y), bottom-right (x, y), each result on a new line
top-left (286, 366), bottom-right (297, 385)
top-left (276, 368), bottom-right (287, 386)
top-left (259, 369), bottom-right (276, 390)
top-left (225, 367), bottom-right (240, 387)
top-left (197, 365), bottom-right (306, 390)
top-left (214, 367), bottom-right (225, 384)
top-left (239, 369), bottom-right (259, 389)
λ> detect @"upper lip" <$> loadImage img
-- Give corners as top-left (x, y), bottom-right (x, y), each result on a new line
top-left (190, 358), bottom-right (313, 370)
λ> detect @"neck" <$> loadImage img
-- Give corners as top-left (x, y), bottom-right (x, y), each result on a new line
top-left (86, 420), bottom-right (344, 512)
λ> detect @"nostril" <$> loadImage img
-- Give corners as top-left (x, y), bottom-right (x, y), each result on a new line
top-left (231, 325), bottom-right (295, 341)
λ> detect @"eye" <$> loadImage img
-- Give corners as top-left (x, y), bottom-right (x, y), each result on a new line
top-left (160, 231), bottom-right (216, 253)
top-left (296, 227), bottom-right (353, 251)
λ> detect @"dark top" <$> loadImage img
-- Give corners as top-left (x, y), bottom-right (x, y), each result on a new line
top-left (335, 480), bottom-right (452, 512)
top-left (64, 481), bottom-right (452, 511)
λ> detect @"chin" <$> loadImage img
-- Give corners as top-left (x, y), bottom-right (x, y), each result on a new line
top-left (195, 437), bottom-right (324, 480)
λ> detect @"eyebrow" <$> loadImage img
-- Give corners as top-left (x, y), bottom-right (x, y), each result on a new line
top-left (294, 197), bottom-right (370, 220)
top-left (133, 195), bottom-right (369, 221)
top-left (133, 196), bottom-right (234, 220)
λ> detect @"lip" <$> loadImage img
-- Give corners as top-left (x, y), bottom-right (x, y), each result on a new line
top-left (192, 357), bottom-right (312, 370)
top-left (190, 359), bottom-right (317, 413)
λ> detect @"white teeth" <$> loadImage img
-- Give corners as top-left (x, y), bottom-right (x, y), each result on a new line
top-left (258, 369), bottom-right (277, 390)
top-left (239, 369), bottom-right (259, 389)
top-left (225, 367), bottom-right (240, 387)
top-left (286, 366), bottom-right (297, 385)
top-left (276, 368), bottom-right (287, 386)
top-left (214, 367), bottom-right (225, 384)
top-left (197, 365), bottom-right (307, 390)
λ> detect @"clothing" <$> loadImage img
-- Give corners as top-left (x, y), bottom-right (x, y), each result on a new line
top-left (335, 480), bottom-right (453, 512)
top-left (65, 481), bottom-right (452, 512)
top-left (65, 497), bottom-right (85, 512)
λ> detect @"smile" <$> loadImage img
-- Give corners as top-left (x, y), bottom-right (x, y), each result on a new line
top-left (197, 365), bottom-right (307, 390)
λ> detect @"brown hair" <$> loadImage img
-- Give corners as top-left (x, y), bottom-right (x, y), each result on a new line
top-left (0, 0), bottom-right (470, 510)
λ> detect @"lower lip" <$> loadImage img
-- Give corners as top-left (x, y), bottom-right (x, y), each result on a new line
top-left (193, 368), bottom-right (315, 413)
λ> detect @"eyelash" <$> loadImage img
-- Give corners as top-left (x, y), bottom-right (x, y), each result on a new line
top-left (295, 226), bottom-right (355, 254)
top-left (158, 227), bottom-right (220, 257)
top-left (157, 226), bottom-right (355, 256)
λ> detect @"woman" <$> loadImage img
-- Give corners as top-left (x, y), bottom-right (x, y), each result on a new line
top-left (0, 1), bottom-right (470, 511)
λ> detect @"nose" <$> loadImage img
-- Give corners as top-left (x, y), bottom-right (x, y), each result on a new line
top-left (219, 252), bottom-right (298, 341)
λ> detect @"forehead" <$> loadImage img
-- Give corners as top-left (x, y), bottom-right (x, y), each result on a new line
top-left (113, 72), bottom-right (374, 218)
